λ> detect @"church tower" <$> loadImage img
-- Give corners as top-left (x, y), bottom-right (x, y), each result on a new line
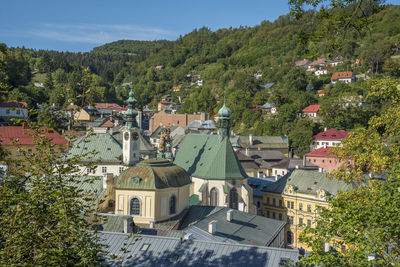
top-left (217, 99), bottom-right (231, 139)
top-left (123, 88), bottom-right (140, 165)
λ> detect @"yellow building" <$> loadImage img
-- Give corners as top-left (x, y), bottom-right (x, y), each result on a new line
top-left (262, 169), bottom-right (354, 249)
top-left (114, 159), bottom-right (191, 227)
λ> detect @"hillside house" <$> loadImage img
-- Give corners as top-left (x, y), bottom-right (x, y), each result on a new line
top-left (310, 128), bottom-right (348, 150)
top-left (304, 146), bottom-right (342, 173)
top-left (331, 71), bottom-right (356, 84)
top-left (302, 104), bottom-right (320, 120)
top-left (0, 101), bottom-right (28, 121)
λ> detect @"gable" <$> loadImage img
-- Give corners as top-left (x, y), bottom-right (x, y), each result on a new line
top-left (174, 134), bottom-right (247, 180)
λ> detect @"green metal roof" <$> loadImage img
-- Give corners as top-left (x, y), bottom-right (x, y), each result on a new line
top-left (115, 159), bottom-right (191, 190)
top-left (263, 169), bottom-right (355, 196)
top-left (234, 136), bottom-right (289, 149)
top-left (67, 133), bottom-right (122, 163)
top-left (218, 103), bottom-right (231, 117)
top-left (189, 194), bottom-right (201, 206)
top-left (198, 183), bottom-right (206, 192)
top-left (174, 134), bottom-right (247, 180)
top-left (222, 184), bottom-right (229, 194)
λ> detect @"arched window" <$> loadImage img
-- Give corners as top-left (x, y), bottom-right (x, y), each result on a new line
top-left (210, 187), bottom-right (219, 206)
top-left (169, 195), bottom-right (176, 215)
top-left (130, 197), bottom-right (141, 216)
top-left (287, 231), bottom-right (293, 244)
top-left (229, 188), bottom-right (238, 210)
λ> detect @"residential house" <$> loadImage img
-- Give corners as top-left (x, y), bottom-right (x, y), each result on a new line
top-left (0, 101), bottom-right (28, 121)
top-left (149, 111), bottom-right (208, 134)
top-left (331, 71), bottom-right (356, 84)
top-left (308, 58), bottom-right (327, 70)
top-left (235, 151), bottom-right (260, 177)
top-left (314, 66), bottom-right (334, 77)
top-left (157, 99), bottom-right (172, 112)
top-left (302, 104), bottom-right (320, 120)
top-left (74, 107), bottom-right (100, 122)
top-left (173, 85), bottom-right (182, 92)
top-left (310, 128), bottom-right (348, 150)
top-left (262, 169), bottom-right (354, 249)
top-left (295, 59), bottom-right (311, 67)
top-left (0, 126), bottom-right (68, 165)
top-left (317, 89), bottom-right (328, 97)
top-left (247, 177), bottom-right (274, 215)
top-left (304, 146), bottom-right (342, 173)
top-left (155, 65), bottom-right (164, 70)
top-left (261, 102), bottom-right (277, 114)
top-left (230, 134), bottom-right (289, 156)
top-left (94, 103), bottom-right (124, 116)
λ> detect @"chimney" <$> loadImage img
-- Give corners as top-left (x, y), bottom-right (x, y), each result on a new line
top-left (249, 134), bottom-right (253, 145)
top-left (275, 175), bottom-right (279, 181)
top-left (324, 127), bottom-right (327, 132)
top-left (103, 173), bottom-right (113, 190)
top-left (149, 221), bottom-right (156, 229)
top-left (184, 233), bottom-right (193, 240)
top-left (295, 165), bottom-right (299, 169)
top-left (227, 209), bottom-right (233, 222)
top-left (245, 147), bottom-right (249, 156)
top-left (319, 167), bottom-right (324, 173)
top-left (208, 220), bottom-right (217, 235)
top-left (123, 217), bottom-right (134, 233)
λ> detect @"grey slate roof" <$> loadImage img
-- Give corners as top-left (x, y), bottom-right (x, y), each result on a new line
top-left (186, 120), bottom-right (216, 130)
top-left (248, 177), bottom-right (275, 197)
top-left (99, 232), bottom-right (300, 266)
top-left (179, 206), bottom-right (286, 247)
top-left (263, 169), bottom-right (355, 196)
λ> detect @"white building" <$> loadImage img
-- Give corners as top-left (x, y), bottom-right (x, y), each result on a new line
top-left (0, 102), bottom-right (28, 120)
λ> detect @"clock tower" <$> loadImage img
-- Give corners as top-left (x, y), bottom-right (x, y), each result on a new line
top-left (123, 88), bottom-right (140, 165)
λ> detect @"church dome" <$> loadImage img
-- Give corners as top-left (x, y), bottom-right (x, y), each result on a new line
top-left (115, 159), bottom-right (191, 190)
top-left (218, 104), bottom-right (231, 117)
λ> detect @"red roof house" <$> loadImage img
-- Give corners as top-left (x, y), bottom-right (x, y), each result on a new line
top-left (310, 128), bottom-right (348, 150)
top-left (0, 126), bottom-right (68, 146)
top-left (173, 85), bottom-right (182, 92)
top-left (304, 146), bottom-right (341, 172)
top-left (331, 72), bottom-right (355, 84)
top-left (302, 105), bottom-right (320, 119)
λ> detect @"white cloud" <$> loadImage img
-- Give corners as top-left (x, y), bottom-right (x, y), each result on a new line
top-left (30, 23), bottom-right (177, 44)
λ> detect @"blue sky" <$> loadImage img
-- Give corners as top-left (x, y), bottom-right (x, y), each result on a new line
top-left (1, 0), bottom-right (399, 52)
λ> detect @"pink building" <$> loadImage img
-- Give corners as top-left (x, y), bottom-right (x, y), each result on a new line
top-left (304, 147), bottom-right (342, 173)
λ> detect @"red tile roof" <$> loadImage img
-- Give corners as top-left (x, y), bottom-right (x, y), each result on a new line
top-left (0, 101), bottom-right (28, 108)
top-left (305, 147), bottom-right (336, 157)
top-left (94, 103), bottom-right (123, 110)
top-left (313, 128), bottom-right (348, 140)
top-left (0, 126), bottom-right (68, 145)
top-left (331, 71), bottom-right (353, 80)
top-left (173, 85), bottom-right (182, 92)
top-left (302, 104), bottom-right (320, 113)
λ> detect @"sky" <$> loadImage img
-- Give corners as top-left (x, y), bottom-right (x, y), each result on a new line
top-left (1, 0), bottom-right (399, 52)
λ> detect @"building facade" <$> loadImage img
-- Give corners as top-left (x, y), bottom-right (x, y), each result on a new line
top-left (262, 169), bottom-right (354, 249)
top-left (149, 111), bottom-right (208, 134)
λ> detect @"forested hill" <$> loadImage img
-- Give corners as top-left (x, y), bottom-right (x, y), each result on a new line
top-left (1, 5), bottom-right (400, 156)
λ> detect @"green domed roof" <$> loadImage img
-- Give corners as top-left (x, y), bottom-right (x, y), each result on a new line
top-left (218, 104), bottom-right (231, 117)
top-left (115, 159), bottom-right (191, 190)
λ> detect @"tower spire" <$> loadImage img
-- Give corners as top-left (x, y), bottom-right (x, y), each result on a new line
top-left (218, 92), bottom-right (231, 140)
top-left (124, 88), bottom-right (138, 130)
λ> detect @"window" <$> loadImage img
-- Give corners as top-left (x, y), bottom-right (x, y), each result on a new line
top-left (87, 168), bottom-right (91, 174)
top-left (278, 213), bottom-right (282, 220)
top-left (229, 188), bottom-right (238, 210)
top-left (169, 195), bottom-right (176, 214)
top-left (28, 149), bottom-right (32, 153)
top-left (130, 197), bottom-right (141, 215)
top-left (279, 199), bottom-right (282, 207)
top-left (266, 197), bottom-right (270, 205)
top-left (102, 166), bottom-right (107, 173)
top-left (282, 171), bottom-right (284, 175)
top-left (299, 218), bottom-right (303, 225)
top-left (266, 211), bottom-right (270, 218)
top-left (316, 206), bottom-right (322, 213)
top-left (307, 219), bottom-right (312, 227)
top-left (257, 201), bottom-right (260, 208)
top-left (289, 216), bottom-right (294, 224)
top-left (307, 204), bottom-right (312, 212)
top-left (16, 110), bottom-right (20, 115)
top-left (322, 160), bottom-right (325, 163)
top-left (275, 170), bottom-right (277, 175)
top-left (210, 187), bottom-right (218, 206)
top-left (6, 109), bottom-right (10, 114)
top-left (329, 160), bottom-right (332, 163)
top-left (341, 245), bottom-right (346, 253)
top-left (299, 203), bottom-right (303, 211)
top-left (203, 250), bottom-right (213, 259)
top-left (313, 159), bottom-right (316, 163)
top-left (272, 212), bottom-right (276, 219)
top-left (119, 167), bottom-right (124, 174)
top-left (287, 231), bottom-right (293, 244)
top-left (140, 243), bottom-right (150, 252)
top-left (272, 198), bottom-right (276, 206)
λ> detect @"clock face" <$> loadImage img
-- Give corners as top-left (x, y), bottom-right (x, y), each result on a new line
top-left (124, 132), bottom-right (130, 141)
top-left (131, 132), bottom-right (139, 141)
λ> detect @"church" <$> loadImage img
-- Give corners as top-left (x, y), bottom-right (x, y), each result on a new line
top-left (174, 101), bottom-right (256, 214)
